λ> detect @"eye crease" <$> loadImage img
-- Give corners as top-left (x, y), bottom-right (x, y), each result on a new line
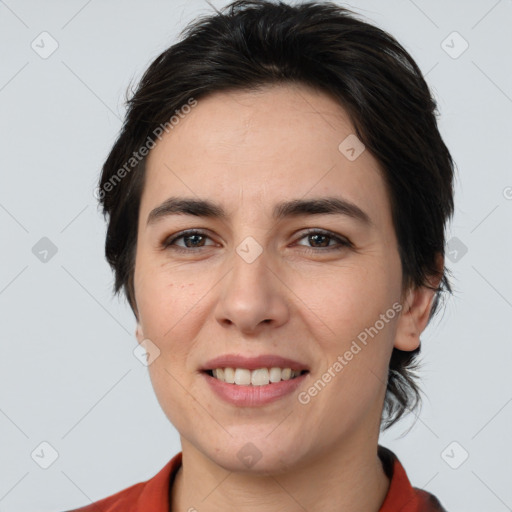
top-left (160, 228), bottom-right (353, 254)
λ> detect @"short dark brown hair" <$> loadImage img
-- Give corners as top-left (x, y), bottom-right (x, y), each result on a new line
top-left (97, 0), bottom-right (455, 430)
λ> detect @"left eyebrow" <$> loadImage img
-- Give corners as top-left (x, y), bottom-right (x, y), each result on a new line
top-left (146, 196), bottom-right (373, 227)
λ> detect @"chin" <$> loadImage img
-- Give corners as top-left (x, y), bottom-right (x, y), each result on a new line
top-left (201, 435), bottom-right (304, 475)
top-left (221, 451), bottom-right (298, 475)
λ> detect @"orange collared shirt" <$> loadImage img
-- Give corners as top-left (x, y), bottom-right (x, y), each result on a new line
top-left (65, 446), bottom-right (447, 511)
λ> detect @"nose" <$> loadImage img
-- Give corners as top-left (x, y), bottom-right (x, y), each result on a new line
top-left (214, 245), bottom-right (290, 334)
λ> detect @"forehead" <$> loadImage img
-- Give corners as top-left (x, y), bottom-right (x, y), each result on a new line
top-left (141, 84), bottom-right (390, 227)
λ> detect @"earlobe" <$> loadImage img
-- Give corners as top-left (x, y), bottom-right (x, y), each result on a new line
top-left (135, 323), bottom-right (144, 344)
top-left (394, 289), bottom-right (427, 351)
top-left (394, 254), bottom-right (444, 351)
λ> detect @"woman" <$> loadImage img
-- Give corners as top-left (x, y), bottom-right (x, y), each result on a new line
top-left (70, 1), bottom-right (454, 510)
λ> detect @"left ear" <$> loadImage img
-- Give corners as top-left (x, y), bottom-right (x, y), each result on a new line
top-left (394, 254), bottom-right (444, 351)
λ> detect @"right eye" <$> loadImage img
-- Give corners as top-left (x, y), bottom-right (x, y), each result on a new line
top-left (161, 229), bottom-right (216, 252)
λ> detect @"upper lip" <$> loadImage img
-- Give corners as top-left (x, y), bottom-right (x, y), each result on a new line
top-left (201, 354), bottom-right (310, 372)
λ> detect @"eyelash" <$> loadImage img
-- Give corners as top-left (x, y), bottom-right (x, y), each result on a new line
top-left (161, 228), bottom-right (352, 254)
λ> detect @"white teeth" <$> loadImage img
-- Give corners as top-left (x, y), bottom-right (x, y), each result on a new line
top-left (209, 367), bottom-right (304, 385)
top-left (223, 367), bottom-right (235, 383)
top-left (269, 367), bottom-right (282, 383)
top-left (281, 368), bottom-right (292, 380)
top-left (251, 368), bottom-right (269, 386)
top-left (213, 368), bottom-right (224, 380)
top-left (234, 368), bottom-right (251, 385)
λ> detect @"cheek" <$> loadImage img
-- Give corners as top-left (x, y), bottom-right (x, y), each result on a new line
top-left (134, 261), bottom-right (215, 400)
top-left (135, 265), bottom-right (205, 426)
top-left (295, 261), bottom-right (399, 405)
top-left (301, 271), bottom-right (398, 425)
top-left (294, 261), bottom-right (397, 339)
top-left (135, 256), bottom-right (205, 333)
top-left (138, 280), bottom-right (199, 359)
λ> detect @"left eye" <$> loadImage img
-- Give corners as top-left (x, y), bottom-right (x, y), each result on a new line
top-left (295, 229), bottom-right (351, 251)
top-left (162, 229), bottom-right (351, 252)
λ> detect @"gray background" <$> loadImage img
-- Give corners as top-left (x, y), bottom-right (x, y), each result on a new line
top-left (1, 0), bottom-right (511, 510)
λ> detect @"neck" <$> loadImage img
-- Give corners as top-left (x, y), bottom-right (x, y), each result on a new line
top-left (171, 429), bottom-right (390, 512)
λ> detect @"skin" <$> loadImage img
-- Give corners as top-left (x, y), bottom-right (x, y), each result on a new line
top-left (133, 83), bottom-right (441, 512)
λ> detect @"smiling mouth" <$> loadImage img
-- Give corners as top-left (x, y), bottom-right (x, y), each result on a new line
top-left (203, 368), bottom-right (309, 386)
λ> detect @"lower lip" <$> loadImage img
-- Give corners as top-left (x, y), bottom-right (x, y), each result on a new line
top-left (202, 371), bottom-right (309, 406)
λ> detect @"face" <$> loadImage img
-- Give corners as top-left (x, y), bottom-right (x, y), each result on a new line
top-left (133, 84), bottom-right (417, 473)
